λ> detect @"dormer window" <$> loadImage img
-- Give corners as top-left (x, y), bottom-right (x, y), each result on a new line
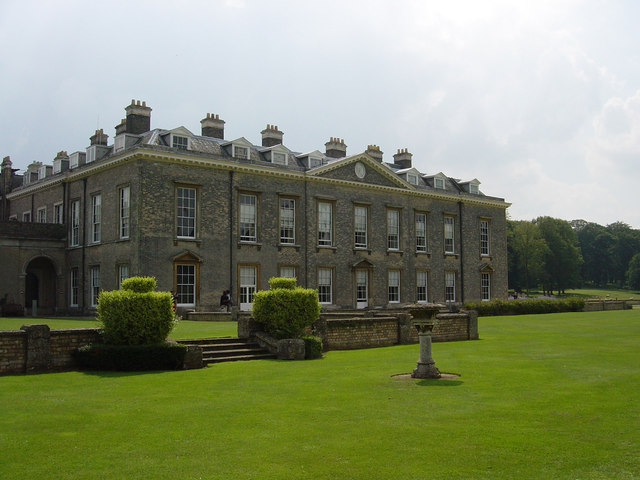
top-left (435, 177), bottom-right (445, 189)
top-left (172, 135), bottom-right (188, 150)
top-left (233, 145), bottom-right (249, 159)
top-left (115, 135), bottom-right (126, 152)
top-left (272, 152), bottom-right (287, 165)
top-left (408, 174), bottom-right (418, 185)
top-left (38, 166), bottom-right (47, 180)
top-left (469, 184), bottom-right (479, 194)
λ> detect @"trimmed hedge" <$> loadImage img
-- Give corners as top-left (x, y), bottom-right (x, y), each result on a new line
top-left (268, 277), bottom-right (297, 290)
top-left (73, 343), bottom-right (187, 371)
top-left (98, 276), bottom-right (175, 345)
top-left (464, 297), bottom-right (586, 316)
top-left (252, 278), bottom-right (321, 339)
top-left (301, 335), bottom-right (323, 359)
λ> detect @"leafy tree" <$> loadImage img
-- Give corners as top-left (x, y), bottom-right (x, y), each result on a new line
top-left (536, 217), bottom-right (583, 294)
top-left (627, 253), bottom-right (640, 290)
top-left (606, 222), bottom-right (640, 287)
top-left (509, 220), bottom-right (548, 295)
top-left (574, 222), bottom-right (615, 287)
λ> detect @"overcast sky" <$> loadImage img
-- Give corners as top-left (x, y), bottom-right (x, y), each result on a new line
top-left (1, 0), bottom-right (639, 227)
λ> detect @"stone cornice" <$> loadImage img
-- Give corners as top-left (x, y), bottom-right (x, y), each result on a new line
top-left (7, 146), bottom-right (510, 209)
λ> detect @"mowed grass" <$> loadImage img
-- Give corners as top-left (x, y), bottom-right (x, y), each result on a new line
top-left (1, 310), bottom-right (639, 480)
top-left (0, 317), bottom-right (238, 339)
top-left (563, 287), bottom-right (640, 299)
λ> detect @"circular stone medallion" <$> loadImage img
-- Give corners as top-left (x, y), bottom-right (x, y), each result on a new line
top-left (355, 161), bottom-right (366, 179)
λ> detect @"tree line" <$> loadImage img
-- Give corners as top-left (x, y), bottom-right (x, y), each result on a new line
top-left (508, 217), bottom-right (640, 295)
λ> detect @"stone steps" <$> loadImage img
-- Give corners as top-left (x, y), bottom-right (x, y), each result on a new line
top-left (178, 337), bottom-right (276, 364)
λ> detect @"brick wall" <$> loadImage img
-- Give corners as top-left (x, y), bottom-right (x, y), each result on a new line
top-left (0, 325), bottom-right (100, 375)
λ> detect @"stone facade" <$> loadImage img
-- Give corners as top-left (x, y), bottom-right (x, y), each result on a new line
top-left (0, 101), bottom-right (510, 315)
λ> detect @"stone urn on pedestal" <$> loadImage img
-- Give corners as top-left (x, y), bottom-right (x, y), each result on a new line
top-left (408, 304), bottom-right (441, 379)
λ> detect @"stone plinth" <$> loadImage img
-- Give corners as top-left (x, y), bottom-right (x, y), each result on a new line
top-left (407, 305), bottom-right (441, 379)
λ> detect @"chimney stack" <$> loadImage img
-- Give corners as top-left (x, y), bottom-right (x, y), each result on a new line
top-left (90, 129), bottom-right (109, 146)
top-left (115, 118), bottom-right (127, 136)
top-left (325, 137), bottom-right (347, 159)
top-left (393, 148), bottom-right (412, 169)
top-left (124, 99), bottom-right (152, 134)
top-left (53, 151), bottom-right (70, 174)
top-left (365, 144), bottom-right (384, 162)
top-left (261, 124), bottom-right (284, 147)
top-left (200, 113), bottom-right (225, 139)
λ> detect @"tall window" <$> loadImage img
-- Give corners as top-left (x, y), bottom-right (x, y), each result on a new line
top-left (36, 207), bottom-right (46, 223)
top-left (387, 209), bottom-right (399, 250)
top-left (70, 268), bottom-right (79, 307)
top-left (318, 268), bottom-right (332, 304)
top-left (22, 211), bottom-right (31, 222)
top-left (240, 194), bottom-right (257, 242)
top-left (417, 271), bottom-right (428, 303)
top-left (54, 203), bottom-right (63, 224)
top-left (91, 194), bottom-right (101, 243)
top-left (176, 264), bottom-right (195, 306)
top-left (416, 213), bottom-right (427, 252)
top-left (118, 264), bottom-right (130, 289)
top-left (480, 220), bottom-right (490, 256)
top-left (177, 187), bottom-right (196, 238)
top-left (388, 270), bottom-right (400, 303)
top-left (445, 272), bottom-right (456, 302)
top-left (318, 202), bottom-right (332, 246)
top-left (279, 266), bottom-right (296, 279)
top-left (354, 205), bottom-right (368, 249)
top-left (119, 186), bottom-right (130, 239)
top-left (70, 200), bottom-right (80, 246)
top-left (481, 273), bottom-right (491, 301)
top-left (90, 266), bottom-right (100, 307)
top-left (444, 216), bottom-right (455, 254)
top-left (279, 198), bottom-right (295, 244)
top-left (239, 266), bottom-right (257, 310)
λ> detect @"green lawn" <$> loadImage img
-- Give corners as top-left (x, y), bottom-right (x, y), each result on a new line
top-left (1, 310), bottom-right (639, 479)
top-left (0, 317), bottom-right (238, 339)
top-left (563, 287), bottom-right (640, 299)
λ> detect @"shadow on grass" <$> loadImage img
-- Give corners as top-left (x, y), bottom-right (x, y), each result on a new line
top-left (415, 378), bottom-right (464, 387)
top-left (77, 368), bottom-right (186, 378)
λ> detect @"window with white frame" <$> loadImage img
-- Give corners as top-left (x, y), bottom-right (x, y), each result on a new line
top-left (445, 271), bottom-right (456, 302)
top-left (176, 187), bottom-right (196, 238)
top-left (54, 202), bottom-right (63, 224)
top-left (279, 198), bottom-right (295, 244)
top-left (435, 177), bottom-right (445, 189)
top-left (272, 152), bottom-right (287, 165)
top-left (318, 202), bottom-right (333, 246)
top-left (416, 213), bottom-right (427, 252)
top-left (309, 157), bottom-right (323, 168)
top-left (23, 211), bottom-right (31, 222)
top-left (239, 265), bottom-right (257, 310)
top-left (118, 264), bottom-right (130, 289)
top-left (408, 174), bottom-right (418, 185)
top-left (480, 220), bottom-right (490, 256)
top-left (417, 270), bottom-right (428, 303)
top-left (70, 200), bottom-right (80, 246)
top-left (318, 268), bottom-right (332, 304)
top-left (233, 145), bottom-right (249, 159)
top-left (387, 209), bottom-right (400, 250)
top-left (444, 216), bottom-right (455, 254)
top-left (469, 183), bottom-right (479, 194)
top-left (176, 264), bottom-right (196, 306)
top-left (240, 194), bottom-right (257, 242)
top-left (37, 207), bottom-right (46, 223)
top-left (172, 135), bottom-right (188, 150)
top-left (279, 266), bottom-right (296, 279)
top-left (70, 268), bottom-right (79, 307)
top-left (91, 194), bottom-right (101, 243)
top-left (481, 272), bottom-right (491, 301)
top-left (354, 205), bottom-right (368, 249)
top-left (388, 270), bottom-right (400, 303)
top-left (119, 186), bottom-right (130, 239)
top-left (90, 266), bottom-right (100, 307)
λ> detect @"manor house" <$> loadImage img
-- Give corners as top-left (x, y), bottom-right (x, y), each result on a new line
top-left (0, 100), bottom-right (509, 315)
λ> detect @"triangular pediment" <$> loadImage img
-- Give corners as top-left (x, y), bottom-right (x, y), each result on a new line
top-left (352, 259), bottom-right (375, 269)
top-left (172, 250), bottom-right (203, 263)
top-left (308, 154), bottom-right (413, 189)
top-left (169, 126), bottom-right (194, 136)
top-left (479, 263), bottom-right (494, 273)
top-left (221, 136), bottom-right (253, 148)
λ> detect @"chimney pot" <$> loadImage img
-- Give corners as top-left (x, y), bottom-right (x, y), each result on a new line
top-left (124, 100), bottom-right (152, 135)
top-left (201, 113), bottom-right (225, 139)
top-left (393, 148), bottom-right (413, 169)
top-left (261, 124), bottom-right (284, 147)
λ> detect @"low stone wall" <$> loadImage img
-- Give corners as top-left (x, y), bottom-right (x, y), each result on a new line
top-left (583, 300), bottom-right (635, 311)
top-left (315, 310), bottom-right (478, 351)
top-left (0, 325), bottom-right (101, 375)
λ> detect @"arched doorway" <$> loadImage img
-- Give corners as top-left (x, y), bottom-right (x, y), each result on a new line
top-left (25, 257), bottom-right (57, 315)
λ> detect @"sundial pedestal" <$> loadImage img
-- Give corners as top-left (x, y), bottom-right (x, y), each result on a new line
top-left (409, 305), bottom-right (441, 379)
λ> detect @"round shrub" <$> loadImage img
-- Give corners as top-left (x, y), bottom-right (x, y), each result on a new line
top-left (252, 281), bottom-right (320, 339)
top-left (301, 335), bottom-right (323, 359)
top-left (98, 276), bottom-right (175, 345)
